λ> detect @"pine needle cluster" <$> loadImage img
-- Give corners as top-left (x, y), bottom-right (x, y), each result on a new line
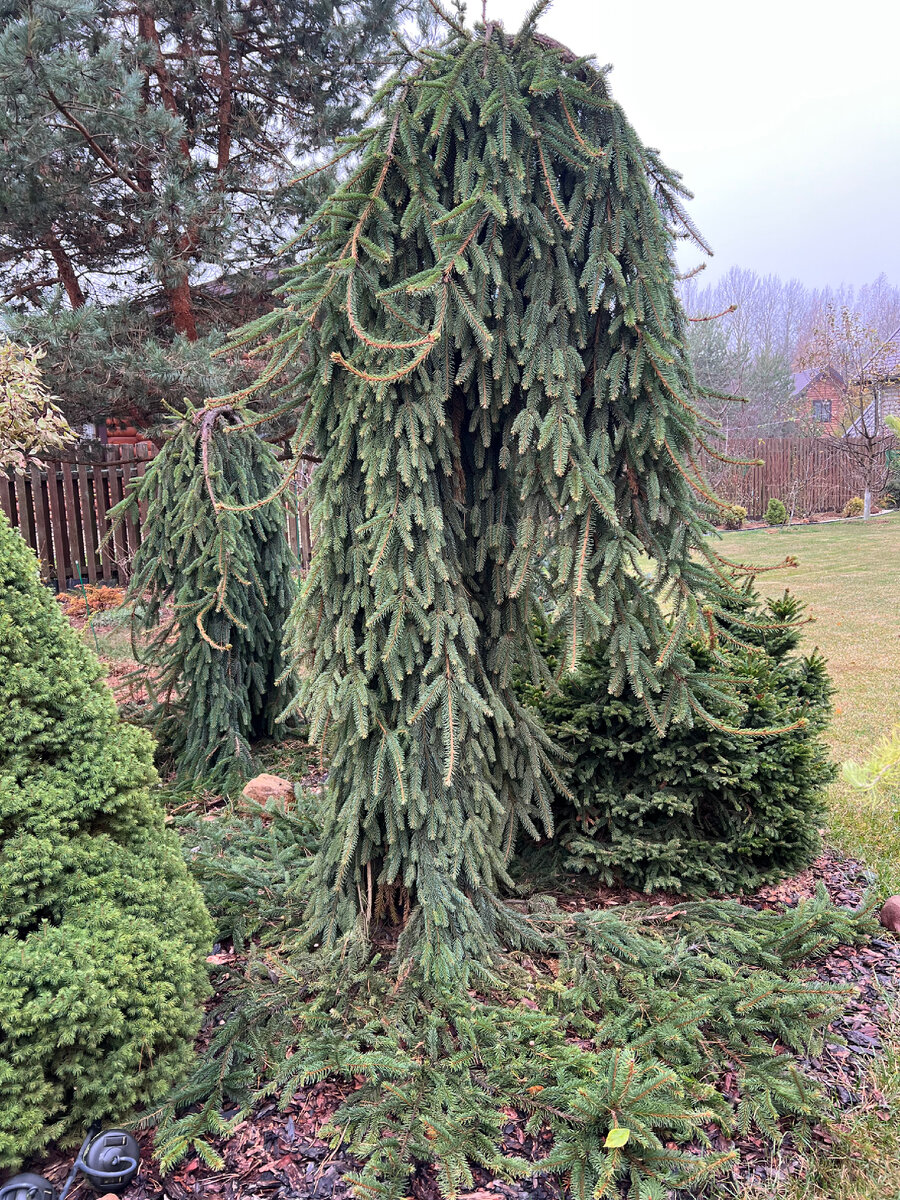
top-left (0, 513), bottom-right (212, 1167)
top-left (117, 403), bottom-right (295, 787)
top-left (221, 6), bottom-right (764, 973)
top-left (519, 584), bottom-right (836, 893)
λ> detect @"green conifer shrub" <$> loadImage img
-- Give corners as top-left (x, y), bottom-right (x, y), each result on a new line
top-left (0, 512), bottom-right (212, 1167)
top-left (765, 497), bottom-right (788, 525)
top-left (519, 587), bottom-right (834, 893)
top-left (152, 864), bottom-right (871, 1198)
top-left (118, 404), bottom-right (295, 787)
top-left (842, 495), bottom-right (864, 517)
top-left (721, 503), bottom-right (747, 529)
top-left (224, 10), bottom-right (770, 974)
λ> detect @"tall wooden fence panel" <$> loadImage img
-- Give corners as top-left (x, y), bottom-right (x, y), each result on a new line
top-left (1, 446), bottom-right (153, 590)
top-left (6, 437), bottom-right (890, 587)
top-left (702, 436), bottom-right (895, 518)
top-left (2, 443), bottom-right (313, 590)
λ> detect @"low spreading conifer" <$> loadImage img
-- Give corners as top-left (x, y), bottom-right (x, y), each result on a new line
top-left (117, 403), bottom-right (295, 787)
top-left (0, 513), bottom-right (212, 1166)
top-left (152, 813), bottom-right (872, 1199)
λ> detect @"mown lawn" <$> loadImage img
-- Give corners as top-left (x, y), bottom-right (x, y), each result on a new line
top-left (715, 512), bottom-right (900, 1200)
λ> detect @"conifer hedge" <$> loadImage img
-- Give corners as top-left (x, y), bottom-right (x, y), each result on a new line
top-left (521, 587), bottom-right (834, 893)
top-left (0, 513), bottom-right (212, 1167)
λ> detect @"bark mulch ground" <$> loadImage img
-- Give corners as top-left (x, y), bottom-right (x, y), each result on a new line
top-left (29, 848), bottom-right (899, 1200)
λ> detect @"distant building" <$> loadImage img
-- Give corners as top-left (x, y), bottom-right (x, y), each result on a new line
top-left (849, 325), bottom-right (900, 436)
top-left (791, 366), bottom-right (845, 433)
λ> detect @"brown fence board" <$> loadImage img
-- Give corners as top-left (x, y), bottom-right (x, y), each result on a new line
top-left (77, 464), bottom-right (98, 583)
top-left (95, 465), bottom-right (113, 579)
top-left (120, 452), bottom-right (138, 580)
top-left (107, 458), bottom-right (129, 582)
top-left (0, 476), bottom-right (13, 524)
top-left (30, 465), bottom-right (52, 578)
top-left (47, 466), bottom-right (68, 591)
top-left (60, 462), bottom-right (84, 582)
top-left (14, 472), bottom-right (32, 549)
top-left (135, 460), bottom-right (149, 525)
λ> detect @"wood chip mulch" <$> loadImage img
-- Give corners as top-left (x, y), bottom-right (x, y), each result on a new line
top-left (27, 849), bottom-right (899, 1200)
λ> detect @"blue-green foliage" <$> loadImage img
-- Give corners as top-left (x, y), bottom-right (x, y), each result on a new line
top-left (519, 586), bottom-right (835, 893)
top-left (119, 404), bottom-right (295, 788)
top-left (226, 13), bottom-right (765, 976)
top-left (155, 825), bottom-right (870, 1199)
top-left (0, 512), bottom-right (212, 1167)
top-left (179, 792), bottom-right (321, 951)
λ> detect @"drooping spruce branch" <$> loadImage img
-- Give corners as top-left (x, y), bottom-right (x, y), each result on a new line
top-left (115, 403), bottom-right (296, 787)
top-left (218, 17), bottom-right (768, 974)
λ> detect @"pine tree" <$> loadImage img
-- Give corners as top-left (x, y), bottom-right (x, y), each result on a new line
top-left (0, 511), bottom-right (212, 1166)
top-left (0, 0), bottom-right (414, 426)
top-left (225, 8), bottom-right (769, 975)
top-left (117, 403), bottom-right (295, 787)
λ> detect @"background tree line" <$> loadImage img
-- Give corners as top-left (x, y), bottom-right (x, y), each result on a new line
top-left (681, 268), bottom-right (900, 439)
top-left (0, 2), bottom-right (897, 442)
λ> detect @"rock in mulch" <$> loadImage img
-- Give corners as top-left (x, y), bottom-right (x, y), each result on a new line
top-left (880, 895), bottom-right (900, 932)
top-left (241, 774), bottom-right (295, 804)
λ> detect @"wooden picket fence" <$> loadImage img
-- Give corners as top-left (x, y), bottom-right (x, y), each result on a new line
top-left (702, 436), bottom-right (896, 518)
top-left (4, 436), bottom-right (894, 590)
top-left (1, 444), bottom-right (313, 592)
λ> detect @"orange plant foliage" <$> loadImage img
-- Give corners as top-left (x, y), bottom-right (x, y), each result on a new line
top-left (59, 585), bottom-right (126, 618)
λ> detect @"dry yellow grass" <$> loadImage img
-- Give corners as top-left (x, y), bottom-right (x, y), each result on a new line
top-left (715, 512), bottom-right (899, 763)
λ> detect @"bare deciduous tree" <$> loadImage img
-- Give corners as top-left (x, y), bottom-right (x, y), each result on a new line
top-left (799, 305), bottom-right (895, 518)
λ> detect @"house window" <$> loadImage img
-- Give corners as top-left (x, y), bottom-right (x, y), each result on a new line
top-left (812, 399), bottom-right (832, 423)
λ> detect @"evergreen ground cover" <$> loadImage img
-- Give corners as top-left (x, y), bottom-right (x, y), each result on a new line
top-left (156, 791), bottom-right (878, 1200)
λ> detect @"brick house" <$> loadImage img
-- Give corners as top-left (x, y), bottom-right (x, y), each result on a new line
top-left (791, 366), bottom-right (845, 432)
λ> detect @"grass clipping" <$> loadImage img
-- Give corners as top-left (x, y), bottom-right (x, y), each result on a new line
top-left (155, 796), bottom-right (877, 1199)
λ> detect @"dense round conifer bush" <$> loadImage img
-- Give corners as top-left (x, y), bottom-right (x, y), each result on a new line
top-left (519, 587), bottom-right (835, 894)
top-left (764, 498), bottom-right (788, 525)
top-left (0, 513), bottom-right (212, 1167)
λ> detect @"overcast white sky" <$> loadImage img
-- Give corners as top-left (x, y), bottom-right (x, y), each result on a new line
top-left (478, 0), bottom-right (900, 288)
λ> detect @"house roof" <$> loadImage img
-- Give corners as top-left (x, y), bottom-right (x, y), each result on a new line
top-left (792, 370), bottom-right (814, 397)
top-left (859, 324), bottom-right (900, 382)
top-left (792, 366), bottom-right (843, 397)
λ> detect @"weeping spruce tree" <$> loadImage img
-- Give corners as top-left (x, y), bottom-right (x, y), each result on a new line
top-left (228, 5), bottom-right (758, 977)
top-left (120, 404), bottom-right (295, 788)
